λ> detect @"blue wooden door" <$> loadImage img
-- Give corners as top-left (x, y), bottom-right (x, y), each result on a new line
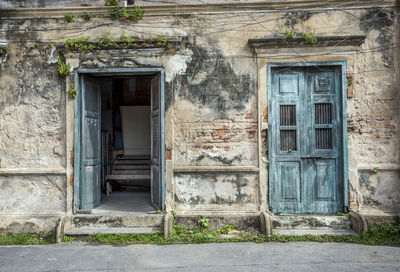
top-left (80, 75), bottom-right (101, 210)
top-left (269, 66), bottom-right (343, 214)
top-left (150, 73), bottom-right (162, 210)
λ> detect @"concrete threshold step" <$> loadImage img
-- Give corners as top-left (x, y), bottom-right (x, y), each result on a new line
top-left (64, 227), bottom-right (161, 236)
top-left (70, 214), bottom-right (163, 229)
top-left (272, 215), bottom-right (354, 236)
top-left (273, 229), bottom-right (356, 236)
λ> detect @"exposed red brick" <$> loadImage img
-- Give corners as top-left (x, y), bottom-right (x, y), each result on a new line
top-left (166, 149), bottom-right (172, 160)
top-left (262, 107), bottom-right (267, 117)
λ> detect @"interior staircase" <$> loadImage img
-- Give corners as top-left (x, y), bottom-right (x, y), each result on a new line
top-left (106, 155), bottom-right (151, 191)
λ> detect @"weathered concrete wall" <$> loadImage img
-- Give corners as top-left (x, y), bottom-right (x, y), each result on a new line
top-left (174, 173), bottom-right (259, 211)
top-left (0, 45), bottom-right (65, 168)
top-left (0, 2), bottom-right (398, 231)
top-left (0, 175), bottom-right (66, 233)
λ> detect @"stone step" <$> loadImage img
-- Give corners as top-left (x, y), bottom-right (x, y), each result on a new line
top-left (106, 174), bottom-right (150, 180)
top-left (273, 229), bottom-right (355, 236)
top-left (69, 214), bottom-right (163, 229)
top-left (111, 169), bottom-right (151, 175)
top-left (118, 155), bottom-right (150, 160)
top-left (114, 179), bottom-right (150, 187)
top-left (64, 226), bottom-right (161, 236)
top-left (114, 160), bottom-right (150, 165)
top-left (272, 215), bottom-right (352, 233)
top-left (112, 164), bottom-right (150, 170)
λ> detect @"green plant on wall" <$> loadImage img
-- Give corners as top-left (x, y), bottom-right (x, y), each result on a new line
top-left (109, 4), bottom-right (121, 19)
top-left (83, 12), bottom-right (91, 21)
top-left (302, 32), bottom-right (317, 44)
top-left (285, 29), bottom-right (295, 39)
top-left (105, 0), bottom-right (119, 6)
top-left (99, 31), bottom-right (118, 48)
top-left (129, 6), bottom-right (144, 21)
top-left (0, 45), bottom-right (9, 57)
top-left (68, 86), bottom-right (77, 99)
top-left (121, 7), bottom-right (129, 18)
top-left (199, 218), bottom-right (210, 232)
top-left (106, 0), bottom-right (144, 21)
top-left (155, 34), bottom-right (171, 48)
top-left (56, 56), bottom-right (71, 78)
top-left (119, 31), bottom-right (129, 42)
top-left (64, 13), bottom-right (74, 22)
top-left (371, 167), bottom-right (380, 175)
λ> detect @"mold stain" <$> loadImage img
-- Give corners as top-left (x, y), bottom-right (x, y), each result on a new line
top-left (176, 46), bottom-right (253, 118)
top-left (359, 8), bottom-right (396, 67)
top-left (195, 154), bottom-right (243, 165)
top-left (359, 173), bottom-right (382, 207)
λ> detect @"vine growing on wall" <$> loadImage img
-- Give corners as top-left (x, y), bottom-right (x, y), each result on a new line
top-left (68, 86), bottom-right (77, 99)
top-left (63, 32), bottom-right (171, 52)
top-left (56, 56), bottom-right (71, 78)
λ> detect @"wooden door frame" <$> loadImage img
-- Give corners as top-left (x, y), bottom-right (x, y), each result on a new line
top-left (267, 61), bottom-right (348, 213)
top-left (73, 68), bottom-right (166, 212)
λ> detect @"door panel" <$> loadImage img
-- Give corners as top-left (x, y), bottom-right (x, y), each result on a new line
top-left (279, 162), bottom-right (301, 201)
top-left (80, 75), bottom-right (101, 210)
top-left (314, 160), bottom-right (336, 201)
top-left (150, 73), bottom-right (162, 210)
top-left (270, 66), bottom-right (343, 214)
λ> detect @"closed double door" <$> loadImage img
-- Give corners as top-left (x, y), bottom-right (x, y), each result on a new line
top-left (269, 65), bottom-right (344, 214)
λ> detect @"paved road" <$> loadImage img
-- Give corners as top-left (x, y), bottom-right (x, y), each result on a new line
top-left (0, 242), bottom-right (399, 272)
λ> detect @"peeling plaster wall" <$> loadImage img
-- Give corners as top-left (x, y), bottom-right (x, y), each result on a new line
top-left (0, 175), bottom-right (66, 233)
top-left (0, 175), bottom-right (66, 214)
top-left (0, 3), bottom-right (399, 231)
top-left (175, 173), bottom-right (259, 211)
top-left (0, 45), bottom-right (65, 168)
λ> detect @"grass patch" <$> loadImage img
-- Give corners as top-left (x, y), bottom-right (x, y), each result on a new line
top-left (87, 223), bottom-right (400, 246)
top-left (1, 224), bottom-right (398, 246)
top-left (0, 232), bottom-right (55, 246)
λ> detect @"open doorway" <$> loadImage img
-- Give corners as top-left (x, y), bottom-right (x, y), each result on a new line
top-left (73, 69), bottom-right (164, 214)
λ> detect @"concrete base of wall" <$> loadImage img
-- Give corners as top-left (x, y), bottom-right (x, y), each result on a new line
top-left (364, 214), bottom-right (400, 225)
top-left (0, 215), bottom-right (61, 234)
top-left (174, 214), bottom-right (261, 233)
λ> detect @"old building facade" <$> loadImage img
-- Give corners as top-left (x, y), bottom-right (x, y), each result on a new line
top-left (0, 0), bottom-right (399, 234)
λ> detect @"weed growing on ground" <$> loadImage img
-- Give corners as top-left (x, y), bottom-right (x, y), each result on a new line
top-left (1, 224), bottom-right (398, 246)
top-left (219, 224), bottom-right (234, 234)
top-left (62, 235), bottom-right (75, 242)
top-left (87, 223), bottom-right (400, 246)
top-left (0, 232), bottom-right (55, 246)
